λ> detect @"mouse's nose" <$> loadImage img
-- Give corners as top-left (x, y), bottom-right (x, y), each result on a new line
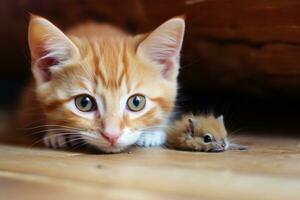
top-left (221, 139), bottom-right (227, 148)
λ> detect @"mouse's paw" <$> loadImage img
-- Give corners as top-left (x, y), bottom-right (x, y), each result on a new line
top-left (136, 130), bottom-right (166, 147)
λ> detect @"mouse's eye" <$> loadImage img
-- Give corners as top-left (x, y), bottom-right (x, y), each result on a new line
top-left (203, 134), bottom-right (212, 143)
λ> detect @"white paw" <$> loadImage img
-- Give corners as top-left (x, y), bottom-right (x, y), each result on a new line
top-left (136, 130), bottom-right (166, 147)
top-left (43, 133), bottom-right (68, 149)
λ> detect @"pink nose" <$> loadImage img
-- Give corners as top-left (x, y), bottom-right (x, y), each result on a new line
top-left (101, 132), bottom-right (120, 145)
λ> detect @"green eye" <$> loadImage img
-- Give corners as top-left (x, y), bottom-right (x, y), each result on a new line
top-left (75, 95), bottom-right (97, 112)
top-left (127, 94), bottom-right (146, 112)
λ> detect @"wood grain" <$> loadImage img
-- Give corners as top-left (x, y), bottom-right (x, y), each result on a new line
top-left (0, 134), bottom-right (300, 200)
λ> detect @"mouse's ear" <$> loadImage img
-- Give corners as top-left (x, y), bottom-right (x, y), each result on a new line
top-left (217, 115), bottom-right (224, 124)
top-left (187, 118), bottom-right (195, 136)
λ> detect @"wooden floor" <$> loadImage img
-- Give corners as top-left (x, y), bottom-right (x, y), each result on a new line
top-left (0, 133), bottom-right (300, 200)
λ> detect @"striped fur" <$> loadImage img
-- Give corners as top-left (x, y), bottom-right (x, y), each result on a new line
top-left (20, 15), bottom-right (185, 153)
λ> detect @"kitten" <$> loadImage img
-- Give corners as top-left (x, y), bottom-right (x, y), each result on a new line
top-left (20, 15), bottom-right (185, 153)
top-left (166, 114), bottom-right (248, 152)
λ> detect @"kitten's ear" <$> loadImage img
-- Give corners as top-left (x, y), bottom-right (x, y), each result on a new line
top-left (137, 17), bottom-right (185, 81)
top-left (28, 15), bottom-right (79, 85)
top-left (217, 115), bottom-right (224, 124)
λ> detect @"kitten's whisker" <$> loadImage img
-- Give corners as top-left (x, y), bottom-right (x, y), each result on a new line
top-left (18, 124), bottom-right (84, 131)
top-left (20, 119), bottom-right (47, 128)
top-left (29, 139), bottom-right (45, 148)
top-left (138, 125), bottom-right (167, 132)
top-left (42, 132), bottom-right (81, 139)
top-left (69, 140), bottom-right (89, 151)
top-left (27, 128), bottom-right (79, 136)
top-left (29, 132), bottom-right (80, 148)
top-left (43, 132), bottom-right (98, 144)
top-left (57, 136), bottom-right (85, 147)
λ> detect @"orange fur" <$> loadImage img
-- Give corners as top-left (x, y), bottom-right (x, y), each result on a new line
top-left (20, 15), bottom-right (185, 152)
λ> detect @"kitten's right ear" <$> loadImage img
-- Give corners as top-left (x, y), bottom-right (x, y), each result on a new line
top-left (28, 15), bottom-right (79, 85)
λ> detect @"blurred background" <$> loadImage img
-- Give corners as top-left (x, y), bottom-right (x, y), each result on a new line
top-left (0, 0), bottom-right (300, 137)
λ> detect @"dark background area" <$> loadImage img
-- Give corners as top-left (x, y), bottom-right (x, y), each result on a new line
top-left (1, 0), bottom-right (300, 133)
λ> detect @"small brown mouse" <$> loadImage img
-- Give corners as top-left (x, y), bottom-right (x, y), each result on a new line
top-left (166, 114), bottom-right (248, 152)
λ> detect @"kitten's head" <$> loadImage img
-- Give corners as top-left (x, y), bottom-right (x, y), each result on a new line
top-left (28, 15), bottom-right (185, 152)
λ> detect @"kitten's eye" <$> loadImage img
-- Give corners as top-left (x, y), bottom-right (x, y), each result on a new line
top-left (203, 134), bottom-right (212, 143)
top-left (127, 94), bottom-right (146, 112)
top-left (75, 95), bottom-right (97, 112)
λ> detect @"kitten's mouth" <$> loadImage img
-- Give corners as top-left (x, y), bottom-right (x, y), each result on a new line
top-left (82, 130), bottom-right (141, 153)
top-left (100, 146), bottom-right (124, 153)
top-left (108, 142), bottom-right (117, 147)
top-left (87, 140), bottom-right (126, 153)
top-left (91, 135), bottom-right (130, 153)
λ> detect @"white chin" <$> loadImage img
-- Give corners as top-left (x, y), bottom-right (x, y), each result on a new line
top-left (83, 130), bottom-right (141, 153)
top-left (86, 142), bottom-right (130, 153)
top-left (99, 146), bottom-right (128, 153)
top-left (86, 139), bottom-right (138, 154)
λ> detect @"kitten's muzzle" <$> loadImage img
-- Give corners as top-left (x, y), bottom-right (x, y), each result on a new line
top-left (101, 118), bottom-right (122, 145)
top-left (100, 131), bottom-right (121, 145)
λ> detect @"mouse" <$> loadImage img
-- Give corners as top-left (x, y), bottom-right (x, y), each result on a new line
top-left (165, 114), bottom-right (248, 152)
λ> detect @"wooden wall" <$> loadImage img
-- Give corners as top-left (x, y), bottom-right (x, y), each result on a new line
top-left (1, 0), bottom-right (300, 98)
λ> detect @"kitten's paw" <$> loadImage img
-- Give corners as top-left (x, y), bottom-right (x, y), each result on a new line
top-left (43, 133), bottom-right (67, 149)
top-left (136, 130), bottom-right (166, 147)
top-left (43, 133), bottom-right (80, 149)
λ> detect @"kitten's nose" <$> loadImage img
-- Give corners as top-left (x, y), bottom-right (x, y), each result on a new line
top-left (102, 117), bottom-right (121, 145)
top-left (101, 131), bottom-right (120, 145)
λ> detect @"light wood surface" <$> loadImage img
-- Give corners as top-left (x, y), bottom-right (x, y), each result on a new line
top-left (0, 134), bottom-right (300, 200)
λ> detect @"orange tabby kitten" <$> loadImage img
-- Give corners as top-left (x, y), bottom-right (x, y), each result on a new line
top-left (19, 15), bottom-right (185, 153)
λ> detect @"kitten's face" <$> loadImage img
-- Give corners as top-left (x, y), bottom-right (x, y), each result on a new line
top-left (38, 42), bottom-right (176, 152)
top-left (28, 16), bottom-right (184, 152)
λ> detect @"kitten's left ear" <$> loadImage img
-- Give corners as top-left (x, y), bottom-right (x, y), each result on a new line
top-left (217, 115), bottom-right (224, 124)
top-left (137, 17), bottom-right (185, 81)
